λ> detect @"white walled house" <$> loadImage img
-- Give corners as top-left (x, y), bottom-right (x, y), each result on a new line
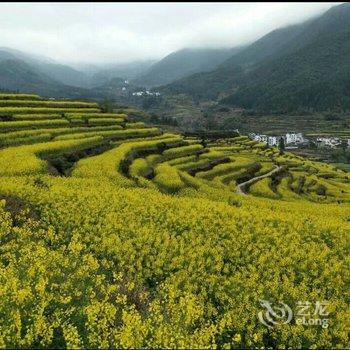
top-left (267, 136), bottom-right (278, 146)
top-left (260, 135), bottom-right (268, 143)
top-left (316, 137), bottom-right (342, 148)
top-left (248, 132), bottom-right (256, 139)
top-left (285, 132), bottom-right (304, 144)
top-left (295, 133), bottom-right (304, 143)
top-left (250, 133), bottom-right (279, 147)
top-left (253, 135), bottom-right (268, 143)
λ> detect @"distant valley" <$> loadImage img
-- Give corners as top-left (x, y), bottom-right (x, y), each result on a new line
top-left (0, 2), bottom-right (350, 136)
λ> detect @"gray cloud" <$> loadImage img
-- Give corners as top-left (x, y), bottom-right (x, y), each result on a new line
top-left (0, 2), bottom-right (339, 64)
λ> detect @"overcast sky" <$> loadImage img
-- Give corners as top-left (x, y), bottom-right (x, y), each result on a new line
top-left (0, 2), bottom-right (340, 65)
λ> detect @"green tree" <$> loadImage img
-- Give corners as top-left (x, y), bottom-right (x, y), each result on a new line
top-left (341, 139), bottom-right (348, 152)
top-left (100, 98), bottom-right (114, 113)
top-left (278, 137), bottom-right (285, 154)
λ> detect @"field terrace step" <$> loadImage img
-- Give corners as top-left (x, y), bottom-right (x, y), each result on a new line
top-left (0, 100), bottom-right (98, 108)
top-left (0, 119), bottom-right (70, 132)
top-left (214, 162), bottom-right (262, 186)
top-left (71, 136), bottom-right (184, 187)
top-left (0, 107), bottom-right (100, 115)
top-left (123, 139), bottom-right (191, 180)
top-left (187, 156), bottom-right (232, 177)
top-left (247, 177), bottom-right (281, 199)
top-left (0, 136), bottom-right (103, 176)
top-left (0, 93), bottom-right (41, 100)
top-left (0, 125), bottom-right (138, 147)
top-left (54, 128), bottom-right (162, 142)
top-left (195, 157), bottom-right (257, 180)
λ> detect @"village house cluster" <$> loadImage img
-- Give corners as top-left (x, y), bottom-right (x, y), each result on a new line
top-left (132, 90), bottom-right (161, 97)
top-left (249, 132), bottom-right (350, 150)
top-left (315, 136), bottom-right (345, 148)
top-left (249, 132), bottom-right (306, 148)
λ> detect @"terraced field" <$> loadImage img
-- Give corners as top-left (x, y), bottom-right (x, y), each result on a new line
top-left (0, 93), bottom-right (349, 349)
top-left (1, 94), bottom-right (347, 202)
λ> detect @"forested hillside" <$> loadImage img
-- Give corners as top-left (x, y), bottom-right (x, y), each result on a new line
top-left (162, 3), bottom-right (350, 114)
top-left (0, 59), bottom-right (89, 98)
top-left (133, 47), bottom-right (243, 87)
top-left (0, 47), bottom-right (90, 88)
top-left (222, 29), bottom-right (350, 113)
top-left (89, 60), bottom-right (155, 87)
top-left (0, 48), bottom-right (153, 91)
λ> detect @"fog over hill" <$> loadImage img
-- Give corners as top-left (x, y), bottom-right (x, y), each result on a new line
top-left (0, 3), bottom-right (336, 63)
top-left (163, 2), bottom-right (350, 114)
top-left (132, 47), bottom-right (245, 88)
top-left (0, 2), bottom-right (348, 116)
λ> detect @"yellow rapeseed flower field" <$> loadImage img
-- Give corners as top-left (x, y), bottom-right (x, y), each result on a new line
top-left (0, 93), bottom-right (349, 349)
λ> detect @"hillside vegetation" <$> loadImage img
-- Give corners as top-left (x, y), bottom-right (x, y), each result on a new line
top-left (0, 93), bottom-right (349, 349)
top-left (0, 48), bottom-right (90, 88)
top-left (0, 59), bottom-right (89, 98)
top-left (133, 47), bottom-right (243, 88)
top-left (0, 48), bottom-right (153, 94)
top-left (163, 3), bottom-right (350, 114)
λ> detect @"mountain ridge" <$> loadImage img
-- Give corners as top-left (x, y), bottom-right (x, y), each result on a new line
top-left (133, 47), bottom-right (244, 88)
top-left (161, 2), bottom-right (350, 113)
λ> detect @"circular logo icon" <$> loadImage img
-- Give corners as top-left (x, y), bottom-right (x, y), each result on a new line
top-left (258, 299), bottom-right (293, 328)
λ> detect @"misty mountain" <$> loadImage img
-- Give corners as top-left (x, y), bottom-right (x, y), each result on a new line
top-left (0, 59), bottom-right (55, 89)
top-left (0, 47), bottom-right (56, 64)
top-left (2, 2), bottom-right (349, 114)
top-left (221, 28), bottom-right (350, 113)
top-left (133, 47), bottom-right (243, 88)
top-left (0, 49), bottom-right (18, 61)
top-left (0, 47), bottom-right (90, 88)
top-left (31, 62), bottom-right (90, 88)
top-left (89, 60), bottom-right (156, 87)
top-left (220, 22), bottom-right (310, 71)
top-left (0, 47), bottom-right (156, 90)
top-left (0, 58), bottom-right (89, 98)
top-left (162, 3), bottom-right (350, 113)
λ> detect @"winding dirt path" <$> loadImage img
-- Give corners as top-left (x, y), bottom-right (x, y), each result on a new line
top-left (235, 165), bottom-right (284, 195)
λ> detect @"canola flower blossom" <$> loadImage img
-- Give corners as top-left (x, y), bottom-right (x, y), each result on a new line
top-left (0, 93), bottom-right (349, 349)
